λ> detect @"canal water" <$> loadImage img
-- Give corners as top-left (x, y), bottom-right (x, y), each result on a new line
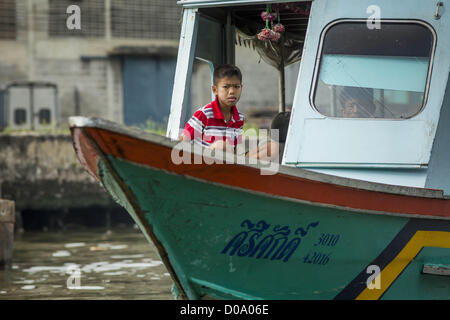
top-left (0, 227), bottom-right (174, 299)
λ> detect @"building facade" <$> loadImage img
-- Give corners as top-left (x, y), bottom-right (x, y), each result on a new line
top-left (0, 0), bottom-right (298, 131)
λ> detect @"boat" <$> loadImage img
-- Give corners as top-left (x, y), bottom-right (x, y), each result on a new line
top-left (69, 0), bottom-right (450, 299)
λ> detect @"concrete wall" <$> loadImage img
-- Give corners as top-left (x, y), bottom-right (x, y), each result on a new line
top-left (0, 133), bottom-right (113, 210)
top-left (0, 1), bottom-right (301, 130)
top-left (0, 0), bottom-right (180, 127)
top-left (33, 57), bottom-right (124, 123)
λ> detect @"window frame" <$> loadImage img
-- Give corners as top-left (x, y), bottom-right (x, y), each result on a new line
top-left (309, 19), bottom-right (437, 120)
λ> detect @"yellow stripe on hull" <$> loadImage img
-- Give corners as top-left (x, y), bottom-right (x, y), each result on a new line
top-left (357, 231), bottom-right (450, 300)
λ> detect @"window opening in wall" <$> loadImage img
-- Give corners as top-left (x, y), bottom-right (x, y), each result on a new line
top-left (0, 0), bottom-right (16, 39)
top-left (14, 108), bottom-right (26, 125)
top-left (38, 109), bottom-right (51, 125)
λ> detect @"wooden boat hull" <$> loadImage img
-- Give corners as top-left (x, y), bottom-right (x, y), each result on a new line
top-left (69, 117), bottom-right (450, 300)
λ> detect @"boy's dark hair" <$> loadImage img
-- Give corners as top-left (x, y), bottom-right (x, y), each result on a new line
top-left (213, 64), bottom-right (242, 85)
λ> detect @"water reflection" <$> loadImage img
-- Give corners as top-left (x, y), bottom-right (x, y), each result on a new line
top-left (0, 227), bottom-right (173, 299)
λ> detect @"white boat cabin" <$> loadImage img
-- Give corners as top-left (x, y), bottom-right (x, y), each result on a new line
top-left (167, 0), bottom-right (450, 195)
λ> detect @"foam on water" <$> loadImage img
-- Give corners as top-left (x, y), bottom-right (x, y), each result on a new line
top-left (0, 228), bottom-right (173, 299)
top-left (52, 250), bottom-right (71, 257)
top-left (64, 243), bottom-right (86, 248)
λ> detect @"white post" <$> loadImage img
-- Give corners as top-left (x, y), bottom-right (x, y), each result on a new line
top-left (27, 0), bottom-right (35, 81)
top-left (166, 8), bottom-right (199, 140)
top-left (104, 0), bottom-right (115, 122)
top-left (105, 0), bottom-right (111, 41)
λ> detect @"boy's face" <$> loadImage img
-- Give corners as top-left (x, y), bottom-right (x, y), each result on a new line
top-left (212, 76), bottom-right (242, 109)
top-left (342, 99), bottom-right (359, 118)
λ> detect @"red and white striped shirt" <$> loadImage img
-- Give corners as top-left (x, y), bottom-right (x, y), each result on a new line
top-left (182, 96), bottom-right (244, 148)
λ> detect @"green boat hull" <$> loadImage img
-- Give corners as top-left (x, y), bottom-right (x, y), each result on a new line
top-left (69, 118), bottom-right (450, 300)
top-left (100, 156), bottom-right (450, 299)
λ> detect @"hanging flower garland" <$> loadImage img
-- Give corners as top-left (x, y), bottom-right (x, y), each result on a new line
top-left (257, 4), bottom-right (284, 42)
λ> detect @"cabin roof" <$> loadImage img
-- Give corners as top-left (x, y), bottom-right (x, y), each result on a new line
top-left (195, 3), bottom-right (310, 36)
top-left (177, 0), bottom-right (309, 9)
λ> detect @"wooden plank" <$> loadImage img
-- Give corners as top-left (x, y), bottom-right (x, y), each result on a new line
top-left (0, 199), bottom-right (14, 223)
top-left (0, 199), bottom-right (14, 267)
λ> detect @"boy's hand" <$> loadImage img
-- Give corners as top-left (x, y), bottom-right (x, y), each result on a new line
top-left (210, 140), bottom-right (234, 153)
top-left (179, 134), bottom-right (190, 141)
top-left (209, 140), bottom-right (226, 150)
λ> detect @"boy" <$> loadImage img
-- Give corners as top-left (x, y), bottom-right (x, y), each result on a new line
top-left (180, 64), bottom-right (244, 152)
top-left (180, 64), bottom-right (278, 161)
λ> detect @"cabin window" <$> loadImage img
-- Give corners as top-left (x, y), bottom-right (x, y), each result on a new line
top-left (312, 21), bottom-right (435, 119)
top-left (38, 109), bottom-right (51, 125)
top-left (14, 108), bottom-right (26, 125)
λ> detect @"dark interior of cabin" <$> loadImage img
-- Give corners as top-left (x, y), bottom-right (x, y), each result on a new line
top-left (195, 2), bottom-right (312, 150)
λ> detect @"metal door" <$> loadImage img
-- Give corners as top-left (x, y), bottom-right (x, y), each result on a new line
top-left (122, 56), bottom-right (178, 128)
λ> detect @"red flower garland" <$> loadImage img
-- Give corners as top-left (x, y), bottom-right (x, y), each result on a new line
top-left (273, 23), bottom-right (285, 33)
top-left (258, 4), bottom-right (284, 42)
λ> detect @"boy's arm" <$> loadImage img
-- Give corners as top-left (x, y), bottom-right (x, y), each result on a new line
top-left (180, 109), bottom-right (206, 142)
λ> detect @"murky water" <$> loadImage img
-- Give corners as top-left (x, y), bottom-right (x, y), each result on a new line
top-left (0, 227), bottom-right (174, 299)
